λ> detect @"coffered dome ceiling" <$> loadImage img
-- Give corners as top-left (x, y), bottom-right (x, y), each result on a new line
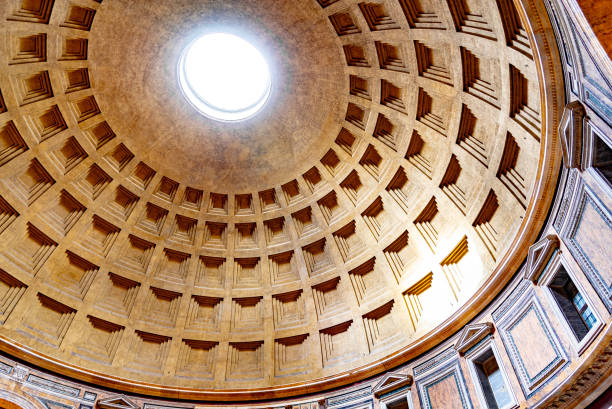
top-left (0, 0), bottom-right (561, 400)
top-left (89, 0), bottom-right (347, 190)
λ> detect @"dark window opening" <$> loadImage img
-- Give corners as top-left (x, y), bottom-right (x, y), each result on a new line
top-left (473, 349), bottom-right (513, 409)
top-left (386, 398), bottom-right (409, 409)
top-left (594, 135), bottom-right (612, 186)
top-left (548, 266), bottom-right (596, 341)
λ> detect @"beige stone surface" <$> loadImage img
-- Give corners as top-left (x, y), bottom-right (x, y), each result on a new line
top-left (88, 0), bottom-right (347, 190)
top-left (0, 0), bottom-right (558, 395)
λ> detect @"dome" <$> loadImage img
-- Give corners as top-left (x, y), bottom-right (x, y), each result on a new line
top-left (0, 0), bottom-right (566, 401)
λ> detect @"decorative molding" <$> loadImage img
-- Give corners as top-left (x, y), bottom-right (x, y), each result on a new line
top-left (492, 279), bottom-right (530, 322)
top-left (372, 371), bottom-right (413, 398)
top-left (326, 387), bottom-right (372, 408)
top-left (454, 322), bottom-right (494, 355)
top-left (415, 358), bottom-right (473, 409)
top-left (497, 289), bottom-right (568, 397)
top-left (0, 361), bottom-right (12, 374)
top-left (34, 398), bottom-right (72, 409)
top-left (97, 395), bottom-right (139, 409)
top-left (12, 365), bottom-right (28, 381)
top-left (84, 392), bottom-right (98, 402)
top-left (524, 235), bottom-right (560, 282)
top-left (563, 183), bottom-right (612, 312)
top-left (142, 404), bottom-right (193, 409)
top-left (532, 332), bottom-right (612, 408)
top-left (559, 101), bottom-right (586, 169)
top-left (553, 169), bottom-right (579, 232)
top-left (413, 347), bottom-right (457, 377)
top-left (26, 374), bottom-right (80, 398)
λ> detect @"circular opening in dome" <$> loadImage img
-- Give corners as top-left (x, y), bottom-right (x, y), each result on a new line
top-left (178, 33), bottom-right (271, 122)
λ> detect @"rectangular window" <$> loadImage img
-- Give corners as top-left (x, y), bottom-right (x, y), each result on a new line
top-left (472, 349), bottom-right (513, 409)
top-left (539, 254), bottom-right (603, 355)
top-left (548, 266), bottom-right (596, 341)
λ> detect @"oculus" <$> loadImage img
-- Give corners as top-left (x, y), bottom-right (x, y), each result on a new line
top-left (178, 33), bottom-right (271, 121)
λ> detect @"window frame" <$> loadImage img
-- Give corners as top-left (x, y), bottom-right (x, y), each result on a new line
top-left (584, 121), bottom-right (612, 196)
top-left (379, 389), bottom-right (414, 409)
top-left (538, 252), bottom-right (604, 355)
top-left (464, 336), bottom-right (519, 409)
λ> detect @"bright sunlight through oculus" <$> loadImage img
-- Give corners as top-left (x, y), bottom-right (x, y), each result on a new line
top-left (178, 33), bottom-right (271, 122)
